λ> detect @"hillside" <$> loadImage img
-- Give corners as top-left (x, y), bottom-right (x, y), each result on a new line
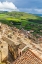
top-left (0, 11), bottom-right (42, 36)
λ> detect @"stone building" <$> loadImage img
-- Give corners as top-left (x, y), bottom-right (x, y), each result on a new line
top-left (2, 36), bottom-right (26, 60)
top-left (0, 39), bottom-right (8, 63)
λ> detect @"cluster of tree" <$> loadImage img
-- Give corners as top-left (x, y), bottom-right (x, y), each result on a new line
top-left (28, 19), bottom-right (42, 24)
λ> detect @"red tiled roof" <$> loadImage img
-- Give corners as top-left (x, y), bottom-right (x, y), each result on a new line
top-left (13, 49), bottom-right (42, 64)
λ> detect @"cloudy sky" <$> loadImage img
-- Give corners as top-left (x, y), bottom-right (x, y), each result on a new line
top-left (0, 0), bottom-right (42, 14)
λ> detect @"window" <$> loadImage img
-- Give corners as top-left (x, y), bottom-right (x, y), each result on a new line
top-left (1, 46), bottom-right (3, 48)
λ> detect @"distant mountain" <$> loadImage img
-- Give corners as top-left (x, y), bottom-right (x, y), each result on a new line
top-left (34, 14), bottom-right (42, 17)
top-left (37, 14), bottom-right (42, 17)
top-left (0, 11), bottom-right (8, 13)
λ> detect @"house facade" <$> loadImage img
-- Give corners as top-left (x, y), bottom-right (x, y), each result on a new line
top-left (0, 39), bottom-right (8, 63)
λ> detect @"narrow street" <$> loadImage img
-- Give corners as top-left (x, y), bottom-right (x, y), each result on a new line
top-left (8, 52), bottom-right (14, 63)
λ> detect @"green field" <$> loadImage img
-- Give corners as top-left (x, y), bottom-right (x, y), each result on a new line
top-left (0, 11), bottom-right (42, 36)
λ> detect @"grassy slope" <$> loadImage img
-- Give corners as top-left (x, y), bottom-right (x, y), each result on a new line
top-left (0, 11), bottom-right (42, 36)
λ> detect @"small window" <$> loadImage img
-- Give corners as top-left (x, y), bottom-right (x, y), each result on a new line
top-left (20, 52), bottom-right (21, 56)
top-left (1, 46), bottom-right (3, 48)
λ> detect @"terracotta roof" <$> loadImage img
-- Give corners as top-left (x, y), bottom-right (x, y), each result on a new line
top-left (13, 49), bottom-right (42, 64)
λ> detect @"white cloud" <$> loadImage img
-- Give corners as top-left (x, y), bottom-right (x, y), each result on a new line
top-left (0, 1), bottom-right (19, 11)
top-left (34, 9), bottom-right (42, 13)
top-left (19, 8), bottom-right (42, 14)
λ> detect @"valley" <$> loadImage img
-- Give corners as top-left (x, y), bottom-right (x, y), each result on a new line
top-left (0, 11), bottom-right (42, 64)
top-left (0, 11), bottom-right (42, 37)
